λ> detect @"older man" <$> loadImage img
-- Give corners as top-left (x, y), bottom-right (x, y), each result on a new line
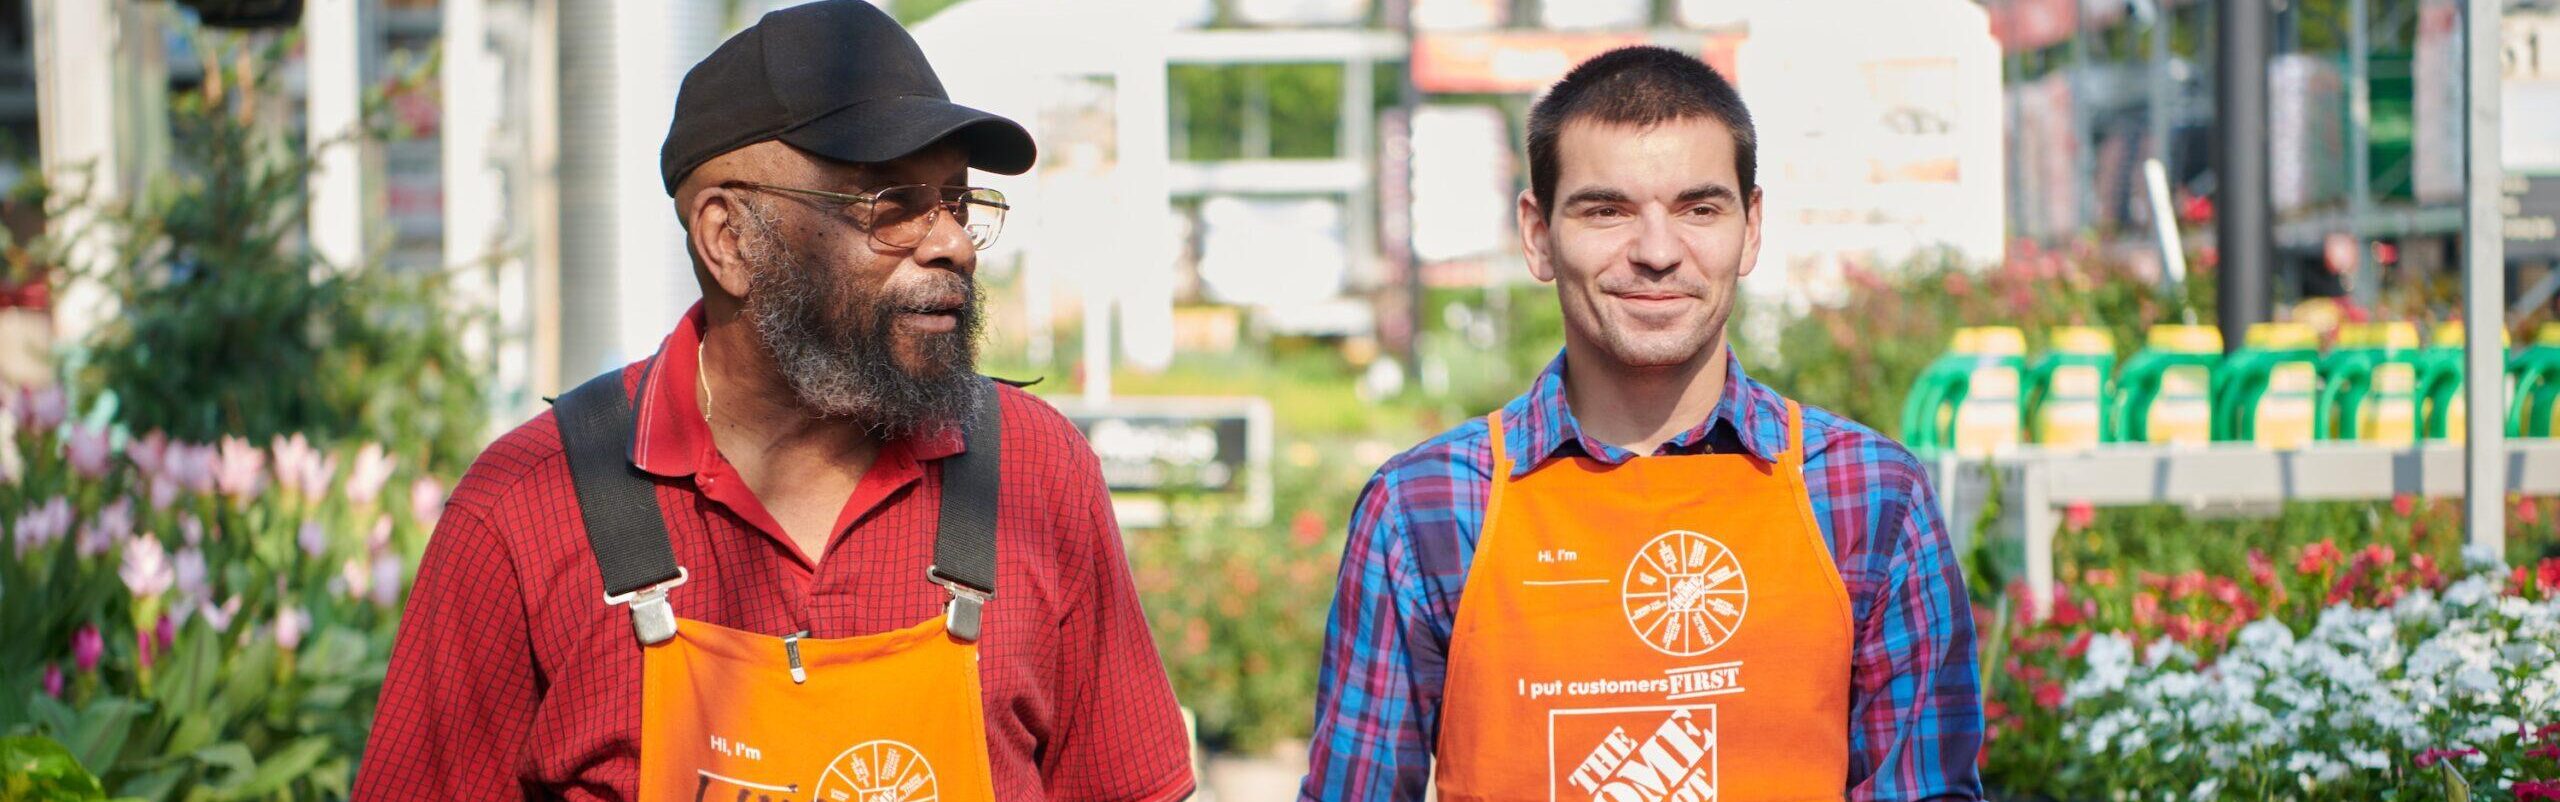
top-left (356, 3), bottom-right (1194, 799)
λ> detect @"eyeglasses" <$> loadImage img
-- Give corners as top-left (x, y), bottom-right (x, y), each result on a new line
top-left (722, 181), bottom-right (1010, 251)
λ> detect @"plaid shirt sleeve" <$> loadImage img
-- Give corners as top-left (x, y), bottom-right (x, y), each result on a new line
top-left (1809, 423), bottom-right (1986, 802)
top-left (1300, 468), bottom-right (1436, 802)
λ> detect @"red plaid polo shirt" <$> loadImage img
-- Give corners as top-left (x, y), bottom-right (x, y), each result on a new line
top-left (355, 305), bottom-right (1195, 800)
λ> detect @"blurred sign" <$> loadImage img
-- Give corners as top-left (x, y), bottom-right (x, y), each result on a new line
top-left (2508, 13), bottom-right (2560, 173)
top-left (1414, 0), bottom-right (1505, 30)
top-left (1232, 0), bottom-right (1369, 26)
top-left (1051, 397), bottom-right (1273, 524)
top-left (1410, 105), bottom-right (1511, 262)
top-left (1986, 0), bottom-right (2076, 54)
top-left (2509, 174), bottom-right (2560, 262)
top-left (1413, 32), bottom-right (1646, 94)
top-left (1539, 0), bottom-right (1647, 30)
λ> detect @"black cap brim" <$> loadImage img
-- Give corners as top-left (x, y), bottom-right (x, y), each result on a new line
top-left (777, 95), bottom-right (1037, 177)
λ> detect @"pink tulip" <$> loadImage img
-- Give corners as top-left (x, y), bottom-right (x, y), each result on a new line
top-left (78, 498), bottom-right (133, 559)
top-left (14, 385), bottom-right (66, 433)
top-left (119, 534), bottom-right (174, 599)
top-left (63, 424), bottom-right (112, 479)
top-left (272, 606), bottom-right (309, 651)
top-left (297, 520), bottom-right (329, 559)
top-left (128, 430), bottom-right (169, 477)
top-left (337, 557), bottom-right (371, 600)
top-left (199, 596), bottom-right (241, 634)
top-left (70, 625), bottom-right (102, 672)
top-left (214, 436), bottom-right (265, 500)
top-left (367, 514), bottom-right (394, 555)
top-left (174, 545), bottom-right (208, 601)
top-left (269, 434), bottom-right (312, 496)
top-left (147, 475), bottom-right (181, 511)
top-left (168, 442), bottom-right (218, 495)
top-left (345, 443), bottom-right (397, 506)
top-left (410, 476), bottom-right (445, 526)
top-left (10, 496), bottom-right (71, 556)
top-left (41, 664), bottom-right (62, 698)
top-left (369, 555), bottom-right (404, 607)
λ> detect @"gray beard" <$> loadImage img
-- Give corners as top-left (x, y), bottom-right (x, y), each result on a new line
top-left (737, 201), bottom-right (984, 440)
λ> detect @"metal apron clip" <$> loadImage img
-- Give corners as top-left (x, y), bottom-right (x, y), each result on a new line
top-left (603, 567), bottom-right (689, 646)
top-left (927, 566), bottom-right (992, 643)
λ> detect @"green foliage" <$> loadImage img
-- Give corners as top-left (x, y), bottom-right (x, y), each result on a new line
top-left (2, 410), bottom-right (443, 800)
top-left (47, 32), bottom-right (485, 473)
top-left (1171, 63), bottom-right (1346, 161)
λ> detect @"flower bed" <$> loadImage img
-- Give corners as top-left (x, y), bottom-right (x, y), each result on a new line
top-left (1, 386), bottom-right (447, 799)
top-left (1985, 508), bottom-right (2560, 799)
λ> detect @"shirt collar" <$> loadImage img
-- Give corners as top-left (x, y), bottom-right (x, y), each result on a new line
top-left (1497, 347), bottom-right (1787, 477)
top-left (630, 303), bottom-right (967, 479)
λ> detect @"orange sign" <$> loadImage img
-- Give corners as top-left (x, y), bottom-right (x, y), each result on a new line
top-left (1413, 32), bottom-right (1648, 94)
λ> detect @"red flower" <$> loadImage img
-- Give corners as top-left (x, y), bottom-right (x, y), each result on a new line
top-left (2248, 550), bottom-right (2279, 588)
top-left (2415, 747), bottom-right (2481, 768)
top-left (2163, 615), bottom-right (2198, 644)
top-left (2065, 630), bottom-right (2094, 659)
top-left (2517, 780), bottom-right (2560, 801)
top-left (2518, 495), bottom-right (2544, 526)
top-left (2032, 681), bottom-right (2065, 710)
top-left (2168, 570), bottom-right (2208, 601)
top-left (2392, 493), bottom-right (2418, 518)
top-left (2083, 569), bottom-right (2119, 589)
top-left (2538, 559), bottom-right (2560, 594)
top-left (2064, 501), bottom-right (2096, 533)
top-left (2534, 721), bottom-right (2560, 741)
top-left (2296, 541), bottom-right (2345, 575)
top-left (2528, 744), bottom-right (2560, 761)
top-left (2133, 593), bottom-right (2161, 629)
top-left (1290, 510), bottom-right (1328, 548)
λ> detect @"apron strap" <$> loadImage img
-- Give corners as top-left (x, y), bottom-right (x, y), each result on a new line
top-left (1779, 399), bottom-right (1806, 471)
top-left (929, 377), bottom-right (1005, 642)
top-left (554, 366), bottom-right (688, 646)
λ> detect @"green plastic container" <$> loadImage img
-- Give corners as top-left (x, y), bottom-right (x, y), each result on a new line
top-left (2026, 326), bottom-right (2115, 451)
top-left (2317, 322), bottom-right (2424, 443)
top-left (2215, 322), bottom-right (2323, 448)
top-left (1899, 327), bottom-right (1981, 456)
top-left (2109, 325), bottom-right (2222, 445)
top-left (1901, 327), bottom-right (2027, 457)
top-left (2418, 323), bottom-right (2512, 442)
top-left (2513, 324), bottom-right (2560, 437)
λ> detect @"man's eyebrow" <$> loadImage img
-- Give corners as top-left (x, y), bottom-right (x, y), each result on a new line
top-left (1676, 183), bottom-right (1739, 203)
top-left (1561, 187), bottom-right (1634, 207)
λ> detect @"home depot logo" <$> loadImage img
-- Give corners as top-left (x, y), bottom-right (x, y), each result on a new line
top-left (1551, 705), bottom-right (1717, 802)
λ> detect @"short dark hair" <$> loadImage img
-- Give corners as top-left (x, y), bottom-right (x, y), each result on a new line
top-left (1526, 46), bottom-right (1756, 218)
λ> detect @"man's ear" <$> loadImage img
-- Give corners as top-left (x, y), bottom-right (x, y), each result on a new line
top-left (1518, 189), bottom-right (1556, 283)
top-left (688, 188), bottom-right (758, 300)
top-left (1738, 185), bottom-right (1763, 279)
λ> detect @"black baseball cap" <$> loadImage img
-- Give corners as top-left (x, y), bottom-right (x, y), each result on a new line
top-left (659, 0), bottom-right (1037, 195)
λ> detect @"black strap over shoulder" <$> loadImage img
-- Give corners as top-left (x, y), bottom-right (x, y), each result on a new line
top-left (551, 366), bottom-right (1005, 643)
top-left (554, 368), bottom-right (685, 599)
top-left (930, 378), bottom-right (1004, 640)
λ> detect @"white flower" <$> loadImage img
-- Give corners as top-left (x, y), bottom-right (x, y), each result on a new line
top-left (345, 442), bottom-right (397, 506)
top-left (272, 606), bottom-right (309, 651)
top-left (2463, 542), bottom-right (2505, 572)
top-left (119, 534), bottom-right (175, 599)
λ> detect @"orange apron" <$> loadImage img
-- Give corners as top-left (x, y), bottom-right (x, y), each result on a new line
top-left (1435, 401), bottom-right (1853, 802)
top-left (550, 367), bottom-right (1006, 802)
top-left (634, 611), bottom-right (997, 802)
